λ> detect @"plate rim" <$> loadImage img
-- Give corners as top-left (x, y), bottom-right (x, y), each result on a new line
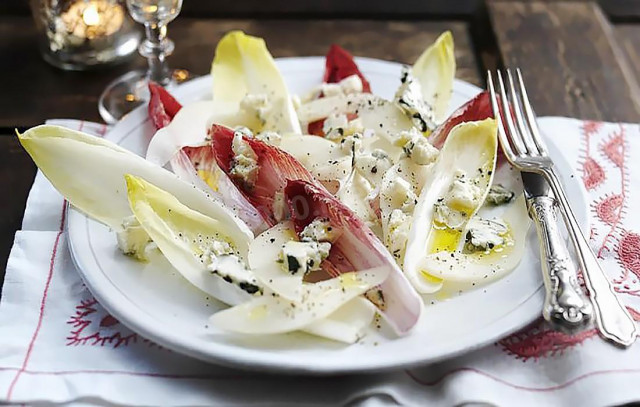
top-left (66, 56), bottom-right (591, 374)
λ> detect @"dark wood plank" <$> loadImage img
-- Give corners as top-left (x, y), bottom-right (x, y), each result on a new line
top-left (0, 136), bottom-right (37, 288)
top-left (601, 0), bottom-right (640, 21)
top-left (4, 0), bottom-right (483, 18)
top-left (0, 17), bottom-right (480, 128)
top-left (616, 24), bottom-right (640, 88)
top-left (487, 1), bottom-right (640, 122)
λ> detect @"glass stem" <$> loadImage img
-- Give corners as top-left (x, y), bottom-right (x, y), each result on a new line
top-left (139, 22), bottom-right (175, 86)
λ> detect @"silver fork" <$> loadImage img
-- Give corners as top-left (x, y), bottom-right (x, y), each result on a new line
top-left (488, 68), bottom-right (637, 347)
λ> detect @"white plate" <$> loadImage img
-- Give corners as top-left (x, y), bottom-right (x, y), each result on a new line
top-left (67, 57), bottom-right (590, 374)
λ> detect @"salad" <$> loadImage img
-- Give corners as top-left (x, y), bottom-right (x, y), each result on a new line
top-left (18, 30), bottom-right (530, 344)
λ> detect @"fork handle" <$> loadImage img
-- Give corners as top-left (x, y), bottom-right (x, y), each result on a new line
top-left (543, 168), bottom-right (638, 346)
top-left (528, 196), bottom-right (592, 330)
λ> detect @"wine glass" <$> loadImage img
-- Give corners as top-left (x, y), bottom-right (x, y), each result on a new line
top-left (98, 0), bottom-right (189, 124)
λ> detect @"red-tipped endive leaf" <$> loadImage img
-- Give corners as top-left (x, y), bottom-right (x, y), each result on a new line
top-left (307, 45), bottom-right (372, 136)
top-left (429, 91), bottom-right (491, 149)
top-left (211, 124), bottom-right (316, 226)
top-left (173, 145), bottom-right (267, 234)
top-left (284, 180), bottom-right (422, 335)
top-left (148, 82), bottom-right (182, 130)
top-left (324, 44), bottom-right (372, 92)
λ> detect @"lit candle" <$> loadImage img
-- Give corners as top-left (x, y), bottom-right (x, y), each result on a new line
top-left (51, 0), bottom-right (125, 50)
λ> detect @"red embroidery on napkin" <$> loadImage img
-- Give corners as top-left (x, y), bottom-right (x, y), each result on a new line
top-left (497, 320), bottom-right (598, 361)
top-left (6, 201), bottom-right (68, 400)
top-left (600, 128), bottom-right (625, 168)
top-left (500, 121), bottom-right (640, 359)
top-left (593, 194), bottom-right (625, 226)
top-left (618, 232), bottom-right (640, 278)
top-left (580, 121), bottom-right (606, 190)
top-left (581, 158), bottom-right (606, 191)
top-left (66, 295), bottom-right (164, 349)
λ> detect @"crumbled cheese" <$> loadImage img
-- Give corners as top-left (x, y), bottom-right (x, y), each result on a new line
top-left (465, 217), bottom-right (509, 252)
top-left (394, 66), bottom-right (436, 132)
top-left (200, 239), bottom-right (262, 295)
top-left (255, 130), bottom-right (281, 145)
top-left (396, 129), bottom-right (439, 165)
top-left (300, 218), bottom-right (336, 243)
top-left (322, 113), bottom-right (364, 140)
top-left (355, 149), bottom-right (393, 186)
top-left (278, 241), bottom-right (331, 275)
top-left (340, 134), bottom-right (363, 155)
top-left (301, 74), bottom-right (364, 103)
top-left (116, 215), bottom-right (152, 262)
top-left (433, 171), bottom-right (483, 230)
top-left (240, 93), bottom-right (270, 124)
top-left (234, 126), bottom-right (254, 138)
top-left (386, 177), bottom-right (418, 213)
top-left (445, 171), bottom-right (483, 210)
top-left (337, 74), bottom-right (364, 94)
top-left (386, 209), bottom-right (411, 260)
top-left (433, 201), bottom-right (467, 230)
top-left (229, 133), bottom-right (259, 188)
top-left (486, 184), bottom-right (515, 206)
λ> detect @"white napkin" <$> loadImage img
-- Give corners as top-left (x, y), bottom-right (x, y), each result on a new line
top-left (2, 118), bottom-right (640, 406)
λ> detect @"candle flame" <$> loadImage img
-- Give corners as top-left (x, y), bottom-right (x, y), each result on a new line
top-left (82, 3), bottom-right (101, 26)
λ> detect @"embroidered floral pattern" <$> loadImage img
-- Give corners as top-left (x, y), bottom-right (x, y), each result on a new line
top-left (67, 295), bottom-right (163, 349)
top-left (500, 121), bottom-right (640, 359)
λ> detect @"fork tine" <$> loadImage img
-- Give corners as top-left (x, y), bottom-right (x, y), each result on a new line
top-left (516, 68), bottom-right (548, 155)
top-left (506, 69), bottom-right (539, 155)
top-left (487, 71), bottom-right (517, 164)
top-left (496, 70), bottom-right (527, 156)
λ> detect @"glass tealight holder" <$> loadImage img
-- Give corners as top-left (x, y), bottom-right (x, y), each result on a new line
top-left (29, 0), bottom-right (142, 70)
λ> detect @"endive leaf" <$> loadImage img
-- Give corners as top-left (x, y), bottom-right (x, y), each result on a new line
top-left (412, 31), bottom-right (456, 122)
top-left (209, 268), bottom-right (387, 335)
top-left (211, 30), bottom-right (301, 134)
top-left (248, 220), bottom-right (304, 302)
top-left (145, 100), bottom-right (254, 168)
top-left (285, 180), bottom-right (423, 335)
top-left (429, 91), bottom-right (491, 149)
top-left (211, 124), bottom-right (316, 226)
top-left (17, 125), bottom-right (253, 239)
top-left (296, 93), bottom-right (415, 147)
top-left (419, 195), bottom-right (530, 283)
top-left (125, 175), bottom-right (258, 306)
top-left (302, 297), bottom-right (377, 343)
top-left (175, 145), bottom-right (267, 234)
top-left (404, 118), bottom-right (498, 293)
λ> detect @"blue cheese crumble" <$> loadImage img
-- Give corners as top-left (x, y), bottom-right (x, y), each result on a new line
top-left (278, 241), bottom-right (331, 275)
top-left (396, 128), bottom-right (439, 165)
top-left (323, 113), bottom-right (364, 140)
top-left (394, 66), bottom-right (436, 132)
top-left (200, 239), bottom-right (262, 295)
top-left (465, 217), bottom-right (509, 252)
top-left (434, 170), bottom-right (483, 229)
top-left (116, 215), bottom-right (153, 262)
top-left (229, 133), bottom-right (259, 189)
top-left (240, 94), bottom-right (270, 125)
top-left (302, 74), bottom-right (364, 102)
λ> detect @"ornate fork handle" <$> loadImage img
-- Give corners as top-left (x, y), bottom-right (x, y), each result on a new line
top-left (543, 168), bottom-right (638, 346)
top-left (528, 196), bottom-right (592, 330)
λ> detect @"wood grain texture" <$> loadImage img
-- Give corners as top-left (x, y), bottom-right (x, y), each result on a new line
top-left (0, 17), bottom-right (479, 127)
top-left (0, 136), bottom-right (36, 287)
top-left (616, 24), bottom-right (640, 90)
top-left (488, 1), bottom-right (640, 121)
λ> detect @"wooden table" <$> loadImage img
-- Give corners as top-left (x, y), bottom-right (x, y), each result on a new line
top-left (1, 0), bottom-right (639, 288)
